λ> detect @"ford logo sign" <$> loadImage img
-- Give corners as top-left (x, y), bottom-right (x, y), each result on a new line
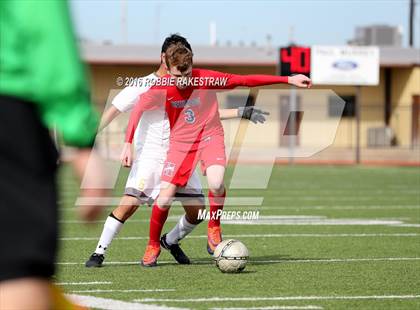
top-left (332, 60), bottom-right (358, 71)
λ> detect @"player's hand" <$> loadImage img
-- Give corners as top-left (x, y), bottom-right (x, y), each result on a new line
top-left (120, 142), bottom-right (133, 167)
top-left (238, 106), bottom-right (270, 124)
top-left (77, 190), bottom-right (106, 222)
top-left (288, 74), bottom-right (312, 88)
top-left (71, 148), bottom-right (109, 222)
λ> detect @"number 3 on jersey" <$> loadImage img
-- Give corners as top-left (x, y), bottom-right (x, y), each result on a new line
top-left (184, 108), bottom-right (196, 124)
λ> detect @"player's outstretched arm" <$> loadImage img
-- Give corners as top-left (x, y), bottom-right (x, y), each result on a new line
top-left (219, 109), bottom-right (238, 120)
top-left (201, 69), bottom-right (311, 89)
top-left (99, 106), bottom-right (121, 131)
top-left (227, 73), bottom-right (311, 88)
top-left (101, 85), bottom-right (149, 131)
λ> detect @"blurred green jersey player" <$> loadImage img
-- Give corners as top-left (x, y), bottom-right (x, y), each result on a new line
top-left (0, 1), bottom-right (106, 309)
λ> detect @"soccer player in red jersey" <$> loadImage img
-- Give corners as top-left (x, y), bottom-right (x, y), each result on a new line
top-left (121, 43), bottom-right (311, 266)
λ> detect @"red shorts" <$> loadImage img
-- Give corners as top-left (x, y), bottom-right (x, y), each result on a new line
top-left (161, 134), bottom-right (226, 187)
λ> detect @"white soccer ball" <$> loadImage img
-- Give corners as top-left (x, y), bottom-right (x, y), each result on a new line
top-left (213, 239), bottom-right (249, 273)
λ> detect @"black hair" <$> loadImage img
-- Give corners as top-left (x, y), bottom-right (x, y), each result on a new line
top-left (161, 34), bottom-right (192, 53)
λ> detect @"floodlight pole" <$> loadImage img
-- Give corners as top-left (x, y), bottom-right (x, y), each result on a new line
top-left (355, 85), bottom-right (362, 164)
top-left (409, 0), bottom-right (415, 47)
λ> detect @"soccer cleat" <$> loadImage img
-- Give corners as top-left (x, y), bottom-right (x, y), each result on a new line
top-left (207, 226), bottom-right (222, 255)
top-left (141, 244), bottom-right (161, 267)
top-left (85, 253), bottom-right (105, 268)
top-left (160, 234), bottom-right (191, 265)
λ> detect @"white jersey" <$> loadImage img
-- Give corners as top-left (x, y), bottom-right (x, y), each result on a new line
top-left (112, 73), bottom-right (203, 200)
top-left (112, 73), bottom-right (169, 156)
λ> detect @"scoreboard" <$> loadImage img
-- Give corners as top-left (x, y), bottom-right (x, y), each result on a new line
top-left (279, 45), bottom-right (311, 77)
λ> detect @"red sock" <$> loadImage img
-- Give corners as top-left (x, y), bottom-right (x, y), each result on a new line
top-left (208, 190), bottom-right (226, 228)
top-left (148, 203), bottom-right (169, 246)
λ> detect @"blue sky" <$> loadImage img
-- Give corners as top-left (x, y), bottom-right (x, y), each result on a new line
top-left (70, 0), bottom-right (419, 47)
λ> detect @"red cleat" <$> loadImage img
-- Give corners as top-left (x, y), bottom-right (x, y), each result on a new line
top-left (141, 244), bottom-right (161, 267)
top-left (207, 226), bottom-right (222, 255)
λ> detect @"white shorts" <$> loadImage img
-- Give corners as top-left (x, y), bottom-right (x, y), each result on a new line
top-left (124, 156), bottom-right (204, 205)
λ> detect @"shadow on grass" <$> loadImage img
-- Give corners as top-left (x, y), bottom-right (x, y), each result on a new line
top-left (250, 254), bottom-right (324, 265)
top-left (101, 253), bottom-right (317, 268)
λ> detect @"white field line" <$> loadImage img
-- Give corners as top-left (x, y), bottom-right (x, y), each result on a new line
top-left (134, 294), bottom-right (420, 303)
top-left (254, 205), bottom-right (420, 210)
top-left (251, 189), bottom-right (419, 194)
top-left (248, 257), bottom-right (420, 264)
top-left (60, 188), bottom-right (419, 193)
top-left (267, 197), bottom-right (417, 201)
top-left (74, 197), bottom-right (264, 207)
top-left (69, 289), bottom-right (175, 293)
top-left (57, 257), bottom-right (420, 266)
top-left (394, 224), bottom-right (420, 227)
top-left (59, 215), bottom-right (419, 226)
top-left (61, 189), bottom-right (419, 196)
top-left (56, 281), bottom-right (112, 285)
top-left (210, 307), bottom-right (323, 310)
top-left (67, 294), bottom-right (186, 310)
top-left (59, 233), bottom-right (420, 241)
top-left (59, 220), bottom-right (420, 227)
top-left (59, 205), bottom-right (420, 211)
top-left (220, 216), bottom-right (418, 226)
top-left (60, 179), bottom-right (418, 185)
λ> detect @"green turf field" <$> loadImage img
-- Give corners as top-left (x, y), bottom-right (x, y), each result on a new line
top-left (56, 165), bottom-right (420, 310)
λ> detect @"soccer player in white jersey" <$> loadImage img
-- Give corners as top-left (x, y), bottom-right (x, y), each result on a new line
top-left (85, 34), bottom-right (268, 267)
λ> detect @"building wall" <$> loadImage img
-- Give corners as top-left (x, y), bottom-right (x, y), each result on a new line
top-left (88, 63), bottom-right (418, 149)
top-left (391, 67), bottom-right (420, 146)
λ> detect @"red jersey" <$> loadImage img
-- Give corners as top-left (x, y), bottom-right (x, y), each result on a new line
top-left (125, 69), bottom-right (289, 149)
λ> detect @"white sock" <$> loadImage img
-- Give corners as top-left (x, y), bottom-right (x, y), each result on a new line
top-left (166, 215), bottom-right (197, 245)
top-left (95, 215), bottom-right (124, 255)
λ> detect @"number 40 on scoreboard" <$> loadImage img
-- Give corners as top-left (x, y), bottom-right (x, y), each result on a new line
top-left (279, 45), bottom-right (311, 77)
